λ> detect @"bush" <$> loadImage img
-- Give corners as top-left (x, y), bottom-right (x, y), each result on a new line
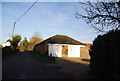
top-left (2, 46), bottom-right (19, 60)
top-left (89, 30), bottom-right (120, 78)
top-left (11, 35), bottom-right (21, 49)
top-left (2, 46), bottom-right (13, 56)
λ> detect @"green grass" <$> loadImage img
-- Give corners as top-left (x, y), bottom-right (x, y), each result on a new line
top-left (33, 51), bottom-right (56, 63)
top-left (19, 49), bottom-right (33, 52)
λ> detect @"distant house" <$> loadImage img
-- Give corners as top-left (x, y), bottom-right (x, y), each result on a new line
top-left (34, 35), bottom-right (86, 57)
top-left (1, 42), bottom-right (11, 47)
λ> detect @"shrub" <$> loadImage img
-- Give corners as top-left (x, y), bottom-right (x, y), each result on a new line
top-left (89, 30), bottom-right (120, 78)
top-left (2, 46), bottom-right (19, 60)
top-left (11, 35), bottom-right (21, 49)
top-left (2, 46), bottom-right (13, 56)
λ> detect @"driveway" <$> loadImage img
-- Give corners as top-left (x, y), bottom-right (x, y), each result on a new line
top-left (2, 51), bottom-right (68, 79)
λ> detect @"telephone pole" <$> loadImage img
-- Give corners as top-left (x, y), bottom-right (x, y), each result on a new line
top-left (12, 22), bottom-right (16, 41)
top-left (10, 22), bottom-right (16, 49)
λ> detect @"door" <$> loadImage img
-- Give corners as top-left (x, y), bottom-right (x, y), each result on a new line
top-left (68, 45), bottom-right (80, 57)
top-left (62, 45), bottom-right (68, 57)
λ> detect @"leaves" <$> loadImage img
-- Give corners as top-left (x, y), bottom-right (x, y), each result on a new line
top-left (22, 37), bottom-right (29, 48)
top-left (89, 30), bottom-right (120, 77)
top-left (29, 37), bottom-right (43, 46)
top-left (11, 35), bottom-right (21, 49)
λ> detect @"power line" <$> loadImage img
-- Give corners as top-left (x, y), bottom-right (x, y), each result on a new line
top-left (16, 0), bottom-right (38, 22)
top-left (12, 0), bottom-right (38, 44)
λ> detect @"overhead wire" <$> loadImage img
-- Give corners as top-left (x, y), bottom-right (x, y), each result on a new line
top-left (11, 0), bottom-right (38, 42)
top-left (15, 0), bottom-right (38, 22)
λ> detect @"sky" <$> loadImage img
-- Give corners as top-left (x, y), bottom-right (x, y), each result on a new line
top-left (1, 1), bottom-right (99, 44)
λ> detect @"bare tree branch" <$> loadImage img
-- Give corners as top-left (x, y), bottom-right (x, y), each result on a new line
top-left (77, 1), bottom-right (120, 32)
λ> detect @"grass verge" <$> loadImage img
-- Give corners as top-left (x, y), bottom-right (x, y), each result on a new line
top-left (33, 51), bottom-right (56, 63)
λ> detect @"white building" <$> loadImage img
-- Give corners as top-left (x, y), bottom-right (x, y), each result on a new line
top-left (34, 35), bottom-right (86, 58)
top-left (48, 44), bottom-right (85, 57)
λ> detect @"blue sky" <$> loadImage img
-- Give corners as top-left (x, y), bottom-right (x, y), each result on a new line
top-left (1, 2), bottom-right (98, 44)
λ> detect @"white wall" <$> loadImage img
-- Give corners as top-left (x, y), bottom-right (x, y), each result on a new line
top-left (68, 45), bottom-right (80, 57)
top-left (48, 44), bottom-right (84, 57)
top-left (48, 44), bottom-right (62, 57)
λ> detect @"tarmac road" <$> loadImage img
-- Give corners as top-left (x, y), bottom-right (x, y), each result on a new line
top-left (2, 51), bottom-right (68, 79)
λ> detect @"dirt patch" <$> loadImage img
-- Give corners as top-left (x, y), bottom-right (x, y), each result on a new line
top-left (45, 57), bottom-right (94, 79)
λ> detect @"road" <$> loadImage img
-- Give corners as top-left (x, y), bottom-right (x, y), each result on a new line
top-left (2, 51), bottom-right (68, 79)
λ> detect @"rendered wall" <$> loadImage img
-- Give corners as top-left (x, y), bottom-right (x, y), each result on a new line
top-left (48, 44), bottom-right (82, 57)
top-left (68, 45), bottom-right (80, 57)
top-left (48, 44), bottom-right (62, 57)
top-left (80, 47), bottom-right (90, 59)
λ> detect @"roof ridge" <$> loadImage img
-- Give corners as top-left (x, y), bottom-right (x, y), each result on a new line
top-left (55, 34), bottom-right (68, 37)
top-left (35, 34), bottom-right (85, 46)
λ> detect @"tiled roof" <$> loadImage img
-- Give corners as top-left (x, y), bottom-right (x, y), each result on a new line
top-left (35, 35), bottom-right (85, 46)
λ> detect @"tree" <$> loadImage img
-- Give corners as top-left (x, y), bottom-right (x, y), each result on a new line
top-left (34, 31), bottom-right (42, 38)
top-left (11, 35), bottom-right (21, 49)
top-left (18, 41), bottom-right (24, 51)
top-left (22, 37), bottom-right (29, 50)
top-left (76, 1), bottom-right (120, 32)
top-left (89, 30), bottom-right (120, 78)
top-left (0, 45), bottom-right (2, 48)
top-left (6, 39), bottom-right (12, 43)
top-left (31, 31), bottom-right (43, 45)
top-left (29, 37), bottom-right (43, 46)
top-left (28, 31), bottom-right (43, 50)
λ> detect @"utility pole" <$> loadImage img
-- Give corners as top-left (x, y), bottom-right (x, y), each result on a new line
top-left (12, 22), bottom-right (16, 41)
top-left (11, 22), bottom-right (16, 49)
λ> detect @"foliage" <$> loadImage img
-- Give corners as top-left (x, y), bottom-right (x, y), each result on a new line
top-left (22, 37), bottom-right (29, 50)
top-left (18, 36), bottom-right (43, 51)
top-left (11, 35), bottom-right (21, 49)
top-left (29, 31), bottom-right (43, 50)
top-left (77, 1), bottom-right (120, 32)
top-left (6, 39), bottom-right (12, 43)
top-left (18, 42), bottom-right (25, 52)
top-left (13, 35), bottom-right (21, 43)
top-left (29, 36), bottom-right (43, 50)
top-left (29, 37), bottom-right (43, 45)
top-left (2, 46), bottom-right (18, 60)
top-left (2, 46), bottom-right (13, 55)
top-left (0, 45), bottom-right (2, 47)
top-left (89, 30), bottom-right (120, 78)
